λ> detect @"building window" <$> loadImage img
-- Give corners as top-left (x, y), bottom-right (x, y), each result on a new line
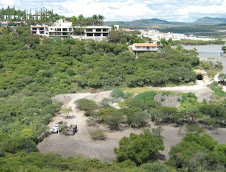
top-left (87, 33), bottom-right (93, 37)
top-left (103, 29), bottom-right (108, 32)
top-left (103, 33), bottom-right (108, 36)
top-left (39, 27), bottom-right (44, 31)
top-left (96, 29), bottom-right (101, 32)
top-left (63, 28), bottom-right (67, 31)
top-left (55, 28), bottom-right (61, 31)
top-left (86, 29), bottom-right (93, 32)
top-left (94, 33), bottom-right (101, 37)
top-left (69, 28), bottom-right (72, 31)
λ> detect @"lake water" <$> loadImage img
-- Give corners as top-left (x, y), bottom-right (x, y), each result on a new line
top-left (183, 44), bottom-right (226, 73)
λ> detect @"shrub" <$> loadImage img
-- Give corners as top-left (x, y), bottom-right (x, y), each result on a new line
top-left (135, 91), bottom-right (156, 101)
top-left (114, 131), bottom-right (164, 165)
top-left (126, 111), bottom-right (149, 128)
top-left (110, 89), bottom-right (133, 100)
top-left (140, 162), bottom-right (171, 172)
top-left (75, 99), bottom-right (98, 111)
top-left (90, 129), bottom-right (106, 140)
top-left (99, 98), bottom-right (112, 108)
top-left (209, 82), bottom-right (226, 97)
top-left (152, 126), bottom-right (163, 137)
top-left (185, 124), bottom-right (204, 134)
top-left (110, 88), bottom-right (124, 99)
top-left (104, 112), bottom-right (124, 130)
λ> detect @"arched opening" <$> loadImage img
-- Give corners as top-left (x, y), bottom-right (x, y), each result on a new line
top-left (196, 74), bottom-right (204, 80)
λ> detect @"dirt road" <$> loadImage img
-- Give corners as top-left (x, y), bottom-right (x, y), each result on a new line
top-left (38, 80), bottom-right (226, 162)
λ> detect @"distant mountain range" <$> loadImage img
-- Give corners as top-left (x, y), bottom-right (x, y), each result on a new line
top-left (192, 17), bottom-right (226, 25)
top-left (105, 17), bottom-right (226, 26)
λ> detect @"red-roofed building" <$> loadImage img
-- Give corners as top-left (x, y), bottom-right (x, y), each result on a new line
top-left (132, 43), bottom-right (162, 56)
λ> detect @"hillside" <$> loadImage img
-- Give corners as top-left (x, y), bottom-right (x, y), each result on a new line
top-left (193, 17), bottom-right (226, 25)
top-left (105, 18), bottom-right (186, 28)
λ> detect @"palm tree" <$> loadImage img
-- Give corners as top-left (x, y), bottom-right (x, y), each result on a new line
top-left (97, 15), bottom-right (104, 25)
top-left (78, 14), bottom-right (84, 26)
top-left (92, 14), bottom-right (98, 25)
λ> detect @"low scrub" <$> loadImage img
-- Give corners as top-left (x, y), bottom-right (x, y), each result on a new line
top-left (210, 82), bottom-right (226, 97)
top-left (75, 99), bottom-right (98, 111)
top-left (90, 129), bottom-right (106, 140)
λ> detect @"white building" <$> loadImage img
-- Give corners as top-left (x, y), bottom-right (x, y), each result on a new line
top-left (31, 19), bottom-right (112, 40)
top-left (31, 25), bottom-right (48, 36)
top-left (31, 19), bottom-right (73, 37)
top-left (47, 19), bottom-right (74, 37)
top-left (140, 29), bottom-right (216, 42)
top-left (73, 25), bottom-right (111, 40)
top-left (132, 43), bottom-right (162, 56)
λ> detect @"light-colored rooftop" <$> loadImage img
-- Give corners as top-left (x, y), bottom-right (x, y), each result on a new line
top-left (133, 43), bottom-right (160, 47)
top-left (74, 25), bottom-right (111, 29)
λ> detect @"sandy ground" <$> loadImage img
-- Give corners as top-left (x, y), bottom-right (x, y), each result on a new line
top-left (159, 80), bottom-right (214, 102)
top-left (38, 80), bottom-right (226, 163)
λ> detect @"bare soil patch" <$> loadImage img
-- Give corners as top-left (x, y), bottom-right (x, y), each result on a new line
top-left (38, 83), bottom-right (226, 162)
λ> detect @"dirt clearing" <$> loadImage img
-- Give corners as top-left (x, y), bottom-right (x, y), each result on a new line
top-left (38, 81), bottom-right (226, 162)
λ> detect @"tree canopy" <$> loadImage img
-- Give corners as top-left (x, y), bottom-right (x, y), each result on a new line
top-left (114, 131), bottom-right (164, 165)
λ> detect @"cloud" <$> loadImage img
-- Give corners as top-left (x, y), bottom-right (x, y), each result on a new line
top-left (0, 0), bottom-right (226, 22)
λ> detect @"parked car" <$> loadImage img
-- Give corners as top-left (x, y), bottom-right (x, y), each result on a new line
top-left (66, 125), bottom-right (78, 135)
top-left (51, 125), bottom-right (61, 133)
top-left (51, 121), bottom-right (67, 133)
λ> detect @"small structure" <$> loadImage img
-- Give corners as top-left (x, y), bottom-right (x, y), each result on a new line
top-left (132, 43), bottom-right (161, 57)
top-left (0, 20), bottom-right (27, 27)
top-left (31, 25), bottom-right (48, 36)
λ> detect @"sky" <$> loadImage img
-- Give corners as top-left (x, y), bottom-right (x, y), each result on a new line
top-left (0, 0), bottom-right (226, 22)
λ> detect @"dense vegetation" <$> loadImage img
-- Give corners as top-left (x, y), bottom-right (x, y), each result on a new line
top-left (169, 133), bottom-right (226, 171)
top-left (114, 131), bottom-right (164, 165)
top-left (0, 25), bottom-right (225, 171)
top-left (0, 7), bottom-right (105, 27)
top-left (77, 89), bottom-right (225, 135)
top-left (175, 39), bottom-right (225, 45)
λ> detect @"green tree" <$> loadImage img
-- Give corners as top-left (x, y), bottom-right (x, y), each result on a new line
top-left (104, 111), bottom-right (124, 130)
top-left (126, 111), bottom-right (149, 128)
top-left (75, 99), bottom-right (98, 112)
top-left (218, 73), bottom-right (226, 83)
top-left (169, 133), bottom-right (223, 171)
top-left (114, 131), bottom-right (164, 165)
top-left (221, 46), bottom-right (226, 53)
top-left (61, 107), bottom-right (72, 118)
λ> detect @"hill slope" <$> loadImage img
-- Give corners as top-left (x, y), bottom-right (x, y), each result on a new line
top-left (193, 17), bottom-right (226, 25)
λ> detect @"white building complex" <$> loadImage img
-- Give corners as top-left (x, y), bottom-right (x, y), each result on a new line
top-left (31, 19), bottom-right (112, 40)
top-left (140, 29), bottom-right (216, 42)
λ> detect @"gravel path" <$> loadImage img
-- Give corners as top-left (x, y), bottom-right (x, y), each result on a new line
top-left (159, 80), bottom-right (214, 102)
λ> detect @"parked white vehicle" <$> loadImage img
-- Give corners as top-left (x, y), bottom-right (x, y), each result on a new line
top-left (51, 125), bottom-right (61, 133)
